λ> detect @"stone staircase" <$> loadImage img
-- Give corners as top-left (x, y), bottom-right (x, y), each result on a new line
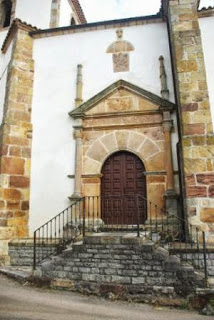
top-left (38, 232), bottom-right (207, 299)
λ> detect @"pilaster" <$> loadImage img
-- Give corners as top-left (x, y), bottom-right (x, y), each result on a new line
top-left (69, 126), bottom-right (83, 200)
top-left (162, 112), bottom-right (177, 216)
top-left (168, 0), bottom-right (214, 236)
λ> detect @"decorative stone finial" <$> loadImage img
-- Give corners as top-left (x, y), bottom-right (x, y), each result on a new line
top-left (159, 55), bottom-right (169, 100)
top-left (75, 64), bottom-right (83, 107)
top-left (116, 28), bottom-right (123, 40)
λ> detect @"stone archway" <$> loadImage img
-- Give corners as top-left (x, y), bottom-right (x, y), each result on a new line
top-left (101, 150), bottom-right (147, 225)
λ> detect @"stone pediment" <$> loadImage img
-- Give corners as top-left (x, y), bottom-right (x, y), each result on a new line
top-left (69, 80), bottom-right (175, 118)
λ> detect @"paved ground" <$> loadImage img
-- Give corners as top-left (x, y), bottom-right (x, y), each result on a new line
top-left (0, 274), bottom-right (211, 320)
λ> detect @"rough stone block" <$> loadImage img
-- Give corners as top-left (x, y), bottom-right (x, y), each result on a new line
top-left (208, 186), bottom-right (214, 197)
top-left (0, 227), bottom-right (14, 240)
top-left (164, 255), bottom-right (180, 271)
top-left (183, 124), bottom-right (205, 135)
top-left (111, 276), bottom-right (131, 284)
top-left (186, 186), bottom-right (207, 197)
top-left (3, 188), bottom-right (21, 200)
top-left (200, 208), bottom-right (214, 223)
top-left (153, 247), bottom-right (169, 260)
top-left (177, 60), bottom-right (197, 73)
top-left (10, 176), bottom-right (30, 188)
top-left (184, 158), bottom-right (206, 173)
top-left (1, 157), bottom-right (25, 175)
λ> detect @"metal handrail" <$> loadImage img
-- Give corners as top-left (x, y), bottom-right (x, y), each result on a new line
top-left (33, 197), bottom-right (85, 269)
top-left (34, 199), bottom-right (83, 233)
top-left (33, 194), bottom-right (208, 286)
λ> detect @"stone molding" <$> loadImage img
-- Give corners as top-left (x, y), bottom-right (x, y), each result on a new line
top-left (69, 79), bottom-right (175, 119)
top-left (84, 131), bottom-right (163, 173)
top-left (81, 129), bottom-right (166, 210)
top-left (30, 16), bottom-right (163, 40)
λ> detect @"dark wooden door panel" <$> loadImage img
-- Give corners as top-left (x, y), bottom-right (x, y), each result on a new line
top-left (101, 151), bottom-right (146, 225)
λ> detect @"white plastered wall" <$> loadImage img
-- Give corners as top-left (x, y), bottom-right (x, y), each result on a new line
top-left (15, 0), bottom-right (73, 29)
top-left (59, 0), bottom-right (72, 27)
top-left (15, 0), bottom-right (52, 29)
top-left (199, 16), bottom-right (214, 129)
top-left (0, 30), bottom-right (13, 124)
top-left (30, 22), bottom-right (177, 232)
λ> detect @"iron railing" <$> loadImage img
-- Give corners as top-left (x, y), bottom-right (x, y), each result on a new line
top-left (33, 194), bottom-right (209, 286)
top-left (100, 194), bottom-right (146, 236)
top-left (33, 197), bottom-right (85, 269)
top-left (136, 194), bottom-right (208, 286)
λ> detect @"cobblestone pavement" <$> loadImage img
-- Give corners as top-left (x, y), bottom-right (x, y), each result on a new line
top-left (0, 274), bottom-right (212, 320)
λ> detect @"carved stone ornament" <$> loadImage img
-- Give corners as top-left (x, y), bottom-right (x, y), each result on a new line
top-left (107, 29), bottom-right (134, 73)
top-left (113, 53), bottom-right (129, 73)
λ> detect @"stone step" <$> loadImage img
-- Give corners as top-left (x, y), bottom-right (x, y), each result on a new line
top-left (208, 277), bottom-right (214, 288)
top-left (39, 233), bottom-right (204, 294)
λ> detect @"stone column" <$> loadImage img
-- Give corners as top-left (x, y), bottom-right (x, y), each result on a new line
top-left (70, 127), bottom-right (83, 199)
top-left (162, 111), bottom-right (177, 216)
top-left (167, 0), bottom-right (214, 235)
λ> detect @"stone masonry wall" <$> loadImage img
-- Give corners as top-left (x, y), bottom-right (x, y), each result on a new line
top-left (9, 239), bottom-right (59, 266)
top-left (0, 22), bottom-right (34, 265)
top-left (50, 0), bottom-right (61, 28)
top-left (168, 0), bottom-right (214, 240)
top-left (41, 235), bottom-right (204, 295)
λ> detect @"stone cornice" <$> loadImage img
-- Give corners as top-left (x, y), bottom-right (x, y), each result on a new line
top-left (69, 79), bottom-right (175, 119)
top-left (30, 15), bottom-right (163, 39)
top-left (84, 110), bottom-right (161, 119)
top-left (1, 18), bottom-right (38, 54)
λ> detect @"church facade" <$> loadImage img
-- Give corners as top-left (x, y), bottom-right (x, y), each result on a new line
top-left (0, 0), bottom-right (213, 265)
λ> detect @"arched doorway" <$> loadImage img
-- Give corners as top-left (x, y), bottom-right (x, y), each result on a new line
top-left (101, 151), bottom-right (147, 225)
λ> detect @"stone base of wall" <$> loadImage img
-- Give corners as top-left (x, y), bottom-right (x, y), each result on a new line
top-left (51, 280), bottom-right (186, 304)
top-left (41, 234), bottom-right (205, 295)
top-left (9, 239), bottom-right (59, 266)
top-left (0, 254), bottom-right (10, 266)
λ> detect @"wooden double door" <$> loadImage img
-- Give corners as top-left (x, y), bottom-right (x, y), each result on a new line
top-left (101, 151), bottom-right (146, 225)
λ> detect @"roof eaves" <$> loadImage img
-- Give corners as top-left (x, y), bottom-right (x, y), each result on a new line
top-left (30, 13), bottom-right (162, 37)
top-left (70, 0), bottom-right (87, 24)
top-left (198, 5), bottom-right (214, 11)
top-left (1, 18), bottom-right (38, 53)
